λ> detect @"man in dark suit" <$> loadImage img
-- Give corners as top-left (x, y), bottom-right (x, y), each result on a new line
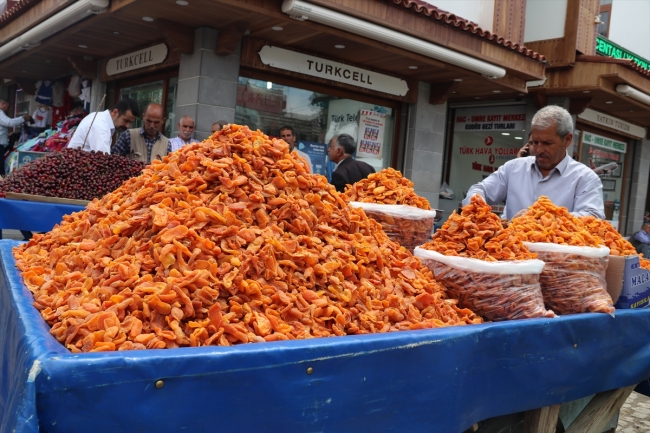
top-left (328, 133), bottom-right (376, 193)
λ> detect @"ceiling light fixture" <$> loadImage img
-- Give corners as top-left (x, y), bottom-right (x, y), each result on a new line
top-left (334, 44), bottom-right (345, 49)
top-left (583, 90), bottom-right (591, 93)
top-left (616, 84), bottom-right (650, 106)
top-left (0, 0), bottom-right (108, 62)
top-left (78, 44), bottom-right (88, 48)
top-left (267, 81), bottom-right (272, 89)
top-left (454, 78), bottom-right (463, 82)
top-left (502, 133), bottom-right (510, 135)
top-left (408, 66), bottom-right (418, 69)
top-left (493, 90), bottom-right (501, 93)
top-left (176, 0), bottom-right (189, 4)
top-left (272, 26), bottom-right (283, 31)
top-left (605, 101), bottom-right (613, 104)
top-left (281, 0), bottom-right (506, 78)
top-left (515, 137), bottom-right (523, 140)
top-left (142, 16), bottom-right (154, 22)
top-left (113, 31), bottom-right (120, 35)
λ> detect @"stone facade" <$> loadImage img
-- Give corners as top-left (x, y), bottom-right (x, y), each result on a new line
top-left (175, 27), bottom-right (239, 141)
top-left (402, 82), bottom-right (446, 210)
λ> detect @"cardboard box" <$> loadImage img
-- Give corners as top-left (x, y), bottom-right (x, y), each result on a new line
top-left (606, 255), bottom-right (650, 309)
top-left (17, 151), bottom-right (47, 168)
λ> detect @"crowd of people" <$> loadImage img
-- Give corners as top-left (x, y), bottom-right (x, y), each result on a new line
top-left (62, 97), bottom-right (377, 190)
top-left (15, 97), bottom-right (650, 239)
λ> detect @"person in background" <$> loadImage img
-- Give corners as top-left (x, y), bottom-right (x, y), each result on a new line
top-left (279, 125), bottom-right (312, 173)
top-left (212, 121), bottom-right (228, 134)
top-left (462, 105), bottom-right (604, 220)
top-left (631, 223), bottom-right (650, 257)
top-left (68, 97), bottom-right (139, 154)
top-left (516, 132), bottom-right (534, 158)
top-left (644, 211), bottom-right (650, 225)
top-left (328, 133), bottom-right (375, 193)
top-left (168, 115), bottom-right (199, 152)
top-left (112, 103), bottom-right (169, 164)
top-left (0, 98), bottom-right (32, 176)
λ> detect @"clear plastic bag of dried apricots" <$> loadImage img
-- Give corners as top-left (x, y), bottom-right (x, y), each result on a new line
top-left (414, 248), bottom-right (553, 321)
top-left (524, 243), bottom-right (614, 316)
top-left (351, 202), bottom-right (436, 252)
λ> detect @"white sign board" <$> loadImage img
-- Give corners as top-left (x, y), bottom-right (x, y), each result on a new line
top-left (357, 110), bottom-right (386, 159)
top-left (258, 46), bottom-right (409, 97)
top-left (578, 108), bottom-right (645, 139)
top-left (582, 131), bottom-right (627, 154)
top-left (106, 43), bottom-right (168, 76)
top-left (454, 106), bottom-right (527, 132)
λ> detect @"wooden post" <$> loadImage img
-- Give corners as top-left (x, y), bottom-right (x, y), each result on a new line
top-left (564, 385), bottom-right (635, 433)
top-left (523, 404), bottom-right (561, 433)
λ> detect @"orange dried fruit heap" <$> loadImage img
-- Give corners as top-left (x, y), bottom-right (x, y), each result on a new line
top-left (579, 216), bottom-right (637, 256)
top-left (345, 168), bottom-right (431, 209)
top-left (344, 168), bottom-right (435, 251)
top-left (509, 196), bottom-right (600, 247)
top-left (13, 125), bottom-right (481, 353)
top-left (509, 197), bottom-right (613, 315)
top-left (421, 195), bottom-right (536, 261)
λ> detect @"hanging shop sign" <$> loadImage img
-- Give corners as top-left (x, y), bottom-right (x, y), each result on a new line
top-left (582, 131), bottom-right (627, 154)
top-left (578, 109), bottom-right (645, 139)
top-left (454, 106), bottom-right (527, 132)
top-left (596, 35), bottom-right (650, 71)
top-left (258, 46), bottom-right (409, 96)
top-left (106, 43), bottom-right (169, 76)
top-left (356, 110), bottom-right (386, 159)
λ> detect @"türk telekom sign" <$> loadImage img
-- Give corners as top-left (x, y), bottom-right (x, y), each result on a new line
top-left (106, 43), bottom-right (168, 76)
top-left (258, 45), bottom-right (409, 96)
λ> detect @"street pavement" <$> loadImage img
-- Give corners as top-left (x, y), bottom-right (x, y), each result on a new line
top-left (617, 392), bottom-right (650, 432)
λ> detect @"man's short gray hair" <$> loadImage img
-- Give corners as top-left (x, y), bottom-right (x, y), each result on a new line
top-left (531, 105), bottom-right (573, 138)
top-left (334, 133), bottom-right (356, 155)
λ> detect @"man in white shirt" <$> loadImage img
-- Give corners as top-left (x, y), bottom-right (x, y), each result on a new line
top-left (0, 98), bottom-right (32, 176)
top-left (280, 125), bottom-right (312, 173)
top-left (463, 105), bottom-right (604, 219)
top-left (169, 115), bottom-right (199, 152)
top-left (67, 97), bottom-right (139, 154)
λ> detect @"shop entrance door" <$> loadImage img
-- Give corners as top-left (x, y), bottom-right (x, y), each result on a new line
top-left (117, 75), bottom-right (178, 138)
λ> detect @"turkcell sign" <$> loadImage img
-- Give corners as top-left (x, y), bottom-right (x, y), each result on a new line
top-left (258, 46), bottom-right (409, 96)
top-left (596, 35), bottom-right (650, 71)
top-left (106, 43), bottom-right (169, 76)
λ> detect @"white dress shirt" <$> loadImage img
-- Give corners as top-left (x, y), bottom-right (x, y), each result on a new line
top-left (67, 110), bottom-right (114, 153)
top-left (293, 148), bottom-right (312, 173)
top-left (462, 153), bottom-right (605, 220)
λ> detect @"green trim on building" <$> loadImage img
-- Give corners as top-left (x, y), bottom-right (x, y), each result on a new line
top-left (596, 35), bottom-right (650, 71)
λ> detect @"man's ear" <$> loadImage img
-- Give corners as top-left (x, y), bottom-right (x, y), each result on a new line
top-left (563, 132), bottom-right (573, 148)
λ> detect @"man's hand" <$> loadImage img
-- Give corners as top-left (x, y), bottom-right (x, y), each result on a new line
top-left (512, 209), bottom-right (527, 219)
top-left (22, 114), bottom-right (33, 123)
top-left (517, 144), bottom-right (530, 158)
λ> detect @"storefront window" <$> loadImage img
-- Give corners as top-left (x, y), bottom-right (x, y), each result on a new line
top-left (445, 105), bottom-right (527, 213)
top-left (14, 89), bottom-right (30, 116)
top-left (164, 77), bottom-right (178, 138)
top-left (579, 130), bottom-right (626, 228)
top-left (235, 77), bottom-right (395, 177)
top-left (118, 79), bottom-right (178, 138)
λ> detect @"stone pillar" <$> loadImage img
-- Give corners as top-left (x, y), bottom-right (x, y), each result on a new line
top-left (402, 82), bottom-right (446, 210)
top-left (625, 138), bottom-right (650, 235)
top-left (175, 27), bottom-right (240, 141)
